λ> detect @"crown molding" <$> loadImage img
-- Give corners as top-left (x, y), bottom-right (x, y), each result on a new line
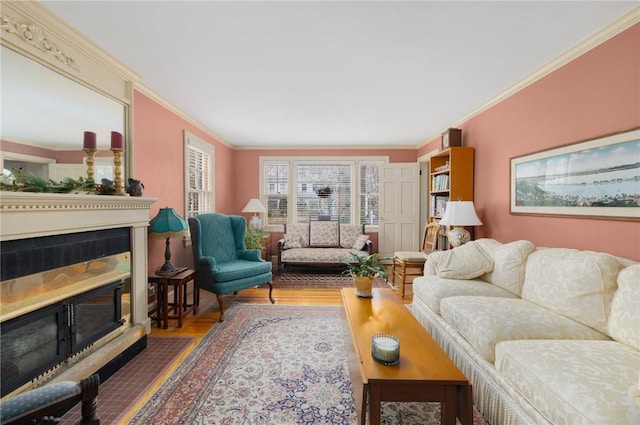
top-left (416, 6), bottom-right (640, 149)
top-left (134, 83), bottom-right (234, 149)
top-left (233, 143), bottom-right (419, 151)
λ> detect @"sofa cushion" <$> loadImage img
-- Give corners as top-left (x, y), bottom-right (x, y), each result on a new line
top-left (521, 248), bottom-right (624, 335)
top-left (440, 296), bottom-right (610, 363)
top-left (283, 233), bottom-right (303, 249)
top-left (280, 247), bottom-right (368, 264)
top-left (286, 224), bottom-right (309, 247)
top-left (309, 220), bottom-right (339, 247)
top-left (496, 340), bottom-right (639, 425)
top-left (428, 241), bottom-right (494, 280)
top-left (340, 225), bottom-right (362, 248)
top-left (212, 259), bottom-right (272, 282)
top-left (413, 276), bottom-right (517, 314)
top-left (608, 264), bottom-right (640, 350)
top-left (476, 239), bottom-right (535, 296)
top-left (352, 234), bottom-right (370, 250)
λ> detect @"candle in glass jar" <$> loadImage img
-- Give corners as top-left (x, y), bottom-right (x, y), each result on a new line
top-left (83, 131), bottom-right (96, 150)
top-left (372, 334), bottom-right (400, 365)
top-left (111, 131), bottom-right (124, 149)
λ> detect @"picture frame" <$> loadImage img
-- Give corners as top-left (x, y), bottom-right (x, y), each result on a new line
top-left (510, 127), bottom-right (640, 221)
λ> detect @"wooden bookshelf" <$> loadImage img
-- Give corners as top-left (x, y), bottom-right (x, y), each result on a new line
top-left (429, 147), bottom-right (475, 250)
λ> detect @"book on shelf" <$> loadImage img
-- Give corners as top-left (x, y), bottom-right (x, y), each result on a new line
top-left (430, 195), bottom-right (449, 217)
top-left (431, 174), bottom-right (450, 191)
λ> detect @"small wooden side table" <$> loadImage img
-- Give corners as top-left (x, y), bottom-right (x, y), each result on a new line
top-left (149, 268), bottom-right (199, 329)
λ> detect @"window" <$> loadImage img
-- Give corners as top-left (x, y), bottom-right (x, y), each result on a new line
top-left (184, 131), bottom-right (214, 218)
top-left (261, 157), bottom-right (386, 228)
top-left (360, 163), bottom-right (380, 225)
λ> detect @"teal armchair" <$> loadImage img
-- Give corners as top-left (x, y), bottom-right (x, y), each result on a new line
top-left (188, 213), bottom-right (274, 321)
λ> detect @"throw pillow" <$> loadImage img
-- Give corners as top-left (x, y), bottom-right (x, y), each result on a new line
top-left (352, 234), bottom-right (370, 250)
top-left (283, 233), bottom-right (302, 249)
top-left (429, 241), bottom-right (494, 280)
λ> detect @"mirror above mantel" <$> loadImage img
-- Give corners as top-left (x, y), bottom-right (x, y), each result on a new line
top-left (0, 1), bottom-right (139, 184)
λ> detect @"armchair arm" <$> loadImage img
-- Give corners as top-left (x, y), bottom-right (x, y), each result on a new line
top-left (237, 249), bottom-right (262, 262)
top-left (277, 238), bottom-right (285, 253)
top-left (197, 256), bottom-right (220, 271)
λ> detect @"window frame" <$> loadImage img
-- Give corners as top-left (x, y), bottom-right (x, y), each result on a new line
top-left (260, 156), bottom-right (388, 232)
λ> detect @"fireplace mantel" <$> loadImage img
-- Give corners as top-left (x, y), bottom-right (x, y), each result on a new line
top-left (0, 192), bottom-right (156, 241)
top-left (0, 192), bottom-right (156, 393)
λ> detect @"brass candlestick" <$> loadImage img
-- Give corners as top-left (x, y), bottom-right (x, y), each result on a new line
top-left (83, 148), bottom-right (97, 182)
top-left (111, 148), bottom-right (126, 196)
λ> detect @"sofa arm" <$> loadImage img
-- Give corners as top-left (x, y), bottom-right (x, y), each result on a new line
top-left (277, 239), bottom-right (285, 273)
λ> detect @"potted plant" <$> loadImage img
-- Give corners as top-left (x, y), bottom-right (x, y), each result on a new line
top-left (343, 253), bottom-right (388, 298)
top-left (245, 227), bottom-right (270, 260)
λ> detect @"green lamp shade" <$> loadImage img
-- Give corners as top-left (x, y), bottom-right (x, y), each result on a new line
top-left (149, 207), bottom-right (188, 239)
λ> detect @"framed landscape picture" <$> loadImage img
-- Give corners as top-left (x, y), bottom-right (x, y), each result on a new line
top-left (510, 127), bottom-right (640, 221)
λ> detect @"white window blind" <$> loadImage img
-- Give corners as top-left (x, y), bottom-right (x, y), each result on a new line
top-left (184, 132), bottom-right (214, 218)
top-left (295, 163), bottom-right (352, 223)
top-left (360, 163), bottom-right (380, 225)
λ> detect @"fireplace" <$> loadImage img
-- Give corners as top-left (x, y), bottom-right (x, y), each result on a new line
top-left (0, 192), bottom-right (155, 398)
top-left (1, 270), bottom-right (124, 396)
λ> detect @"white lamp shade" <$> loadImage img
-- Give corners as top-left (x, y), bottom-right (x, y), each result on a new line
top-left (242, 198), bottom-right (267, 213)
top-left (439, 201), bottom-right (482, 226)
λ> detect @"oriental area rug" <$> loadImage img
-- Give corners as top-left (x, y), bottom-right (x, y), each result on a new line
top-left (272, 269), bottom-right (389, 289)
top-left (129, 304), bottom-right (489, 425)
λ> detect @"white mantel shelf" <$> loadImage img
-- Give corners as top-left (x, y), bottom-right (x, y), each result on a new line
top-left (0, 192), bottom-right (157, 241)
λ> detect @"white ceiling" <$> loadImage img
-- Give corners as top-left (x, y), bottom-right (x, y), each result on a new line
top-left (40, 1), bottom-right (637, 149)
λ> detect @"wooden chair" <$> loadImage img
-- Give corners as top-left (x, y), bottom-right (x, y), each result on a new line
top-left (391, 222), bottom-right (440, 297)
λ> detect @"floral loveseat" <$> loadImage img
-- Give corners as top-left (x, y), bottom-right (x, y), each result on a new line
top-left (277, 221), bottom-right (372, 272)
top-left (411, 238), bottom-right (639, 425)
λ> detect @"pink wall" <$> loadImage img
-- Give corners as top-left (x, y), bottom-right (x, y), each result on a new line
top-left (418, 24), bottom-right (640, 260)
top-left (134, 24), bottom-right (639, 264)
top-left (133, 91), bottom-right (235, 270)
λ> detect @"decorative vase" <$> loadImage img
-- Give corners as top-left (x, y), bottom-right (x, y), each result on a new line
top-left (126, 178), bottom-right (144, 197)
top-left (354, 276), bottom-right (373, 298)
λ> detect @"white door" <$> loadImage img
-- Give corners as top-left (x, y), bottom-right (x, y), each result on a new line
top-left (379, 163), bottom-right (420, 259)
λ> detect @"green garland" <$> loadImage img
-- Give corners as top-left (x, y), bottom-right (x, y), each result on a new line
top-left (0, 168), bottom-right (98, 194)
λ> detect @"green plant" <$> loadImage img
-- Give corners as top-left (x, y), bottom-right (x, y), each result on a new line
top-left (245, 227), bottom-right (269, 250)
top-left (343, 253), bottom-right (388, 281)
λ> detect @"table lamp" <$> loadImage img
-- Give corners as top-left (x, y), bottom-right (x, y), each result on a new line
top-left (439, 201), bottom-right (482, 247)
top-left (148, 207), bottom-right (188, 275)
top-left (242, 198), bottom-right (267, 229)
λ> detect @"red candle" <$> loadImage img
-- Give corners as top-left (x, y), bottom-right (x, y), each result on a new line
top-left (111, 131), bottom-right (124, 150)
top-left (83, 131), bottom-right (96, 150)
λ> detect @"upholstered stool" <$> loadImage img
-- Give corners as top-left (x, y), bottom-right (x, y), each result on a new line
top-left (0, 374), bottom-right (100, 425)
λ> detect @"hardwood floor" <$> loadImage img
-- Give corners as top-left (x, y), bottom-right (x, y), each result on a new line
top-left (151, 283), bottom-right (414, 339)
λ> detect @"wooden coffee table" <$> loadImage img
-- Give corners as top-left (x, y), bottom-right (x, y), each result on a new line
top-left (341, 287), bottom-right (472, 425)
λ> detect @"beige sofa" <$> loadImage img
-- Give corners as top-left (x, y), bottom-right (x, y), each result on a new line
top-left (277, 221), bottom-right (372, 272)
top-left (411, 238), bottom-right (639, 425)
